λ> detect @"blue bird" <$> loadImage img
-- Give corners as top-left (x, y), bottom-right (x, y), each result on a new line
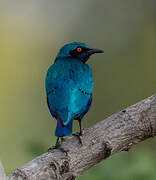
top-left (45, 42), bottom-right (103, 149)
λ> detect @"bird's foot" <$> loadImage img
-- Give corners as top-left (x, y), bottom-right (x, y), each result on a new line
top-left (72, 132), bottom-right (82, 145)
top-left (48, 139), bottom-right (68, 155)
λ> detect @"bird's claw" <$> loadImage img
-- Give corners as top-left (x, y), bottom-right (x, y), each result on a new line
top-left (72, 132), bottom-right (82, 145)
top-left (48, 140), bottom-right (68, 155)
top-left (48, 145), bottom-right (58, 152)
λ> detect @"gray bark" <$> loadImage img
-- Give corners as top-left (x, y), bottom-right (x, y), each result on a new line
top-left (2, 94), bottom-right (155, 180)
top-left (0, 161), bottom-right (7, 180)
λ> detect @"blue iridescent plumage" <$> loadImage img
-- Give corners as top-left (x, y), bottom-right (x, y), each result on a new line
top-left (45, 42), bottom-right (103, 142)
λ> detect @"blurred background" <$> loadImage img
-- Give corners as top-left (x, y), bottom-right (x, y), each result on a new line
top-left (0, 0), bottom-right (156, 179)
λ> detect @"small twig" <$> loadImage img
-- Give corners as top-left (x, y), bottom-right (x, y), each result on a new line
top-left (0, 161), bottom-right (7, 180)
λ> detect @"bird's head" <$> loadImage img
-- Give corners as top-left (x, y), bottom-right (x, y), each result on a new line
top-left (56, 42), bottom-right (104, 63)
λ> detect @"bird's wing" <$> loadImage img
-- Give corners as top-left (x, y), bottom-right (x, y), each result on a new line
top-left (46, 63), bottom-right (93, 126)
top-left (68, 64), bottom-right (93, 119)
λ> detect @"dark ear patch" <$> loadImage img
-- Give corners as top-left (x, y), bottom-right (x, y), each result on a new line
top-left (70, 49), bottom-right (77, 57)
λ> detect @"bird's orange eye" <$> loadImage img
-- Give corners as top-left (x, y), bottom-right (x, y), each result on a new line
top-left (76, 47), bottom-right (82, 53)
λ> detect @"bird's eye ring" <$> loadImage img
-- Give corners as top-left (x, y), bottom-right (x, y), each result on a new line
top-left (76, 47), bottom-right (82, 53)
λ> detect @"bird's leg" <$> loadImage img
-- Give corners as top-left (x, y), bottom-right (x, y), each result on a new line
top-left (48, 137), bottom-right (60, 151)
top-left (48, 137), bottom-right (68, 155)
top-left (78, 119), bottom-right (82, 136)
top-left (72, 119), bottom-right (82, 145)
top-left (60, 137), bottom-right (65, 142)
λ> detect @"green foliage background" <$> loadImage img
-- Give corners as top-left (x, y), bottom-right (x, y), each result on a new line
top-left (0, 0), bottom-right (156, 179)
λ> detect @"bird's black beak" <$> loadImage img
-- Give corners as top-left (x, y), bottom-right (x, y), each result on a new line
top-left (87, 48), bottom-right (104, 56)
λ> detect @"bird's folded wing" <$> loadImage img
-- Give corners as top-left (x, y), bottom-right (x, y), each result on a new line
top-left (45, 64), bottom-right (93, 126)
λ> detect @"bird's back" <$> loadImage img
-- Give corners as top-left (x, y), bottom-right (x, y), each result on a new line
top-left (46, 58), bottom-right (93, 126)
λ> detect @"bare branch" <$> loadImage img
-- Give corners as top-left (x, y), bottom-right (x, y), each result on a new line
top-left (0, 161), bottom-right (7, 180)
top-left (8, 94), bottom-right (156, 180)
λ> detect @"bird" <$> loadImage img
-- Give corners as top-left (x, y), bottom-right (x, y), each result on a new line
top-left (45, 42), bottom-right (104, 151)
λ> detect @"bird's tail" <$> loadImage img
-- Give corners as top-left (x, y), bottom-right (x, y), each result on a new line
top-left (55, 118), bottom-right (73, 137)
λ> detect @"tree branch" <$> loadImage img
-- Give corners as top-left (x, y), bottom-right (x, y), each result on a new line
top-left (6, 94), bottom-right (156, 180)
top-left (0, 161), bottom-right (7, 180)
